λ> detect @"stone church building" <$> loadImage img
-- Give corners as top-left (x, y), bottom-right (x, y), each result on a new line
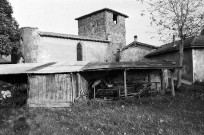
top-left (19, 8), bottom-right (131, 63)
top-left (14, 8), bottom-right (204, 83)
top-left (18, 8), bottom-right (157, 64)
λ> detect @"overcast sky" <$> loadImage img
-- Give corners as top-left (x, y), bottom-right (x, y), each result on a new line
top-left (9, 0), bottom-right (163, 46)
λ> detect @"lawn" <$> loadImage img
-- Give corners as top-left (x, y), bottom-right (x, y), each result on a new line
top-left (0, 85), bottom-right (204, 135)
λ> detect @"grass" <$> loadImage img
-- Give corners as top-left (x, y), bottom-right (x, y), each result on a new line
top-left (0, 85), bottom-right (204, 135)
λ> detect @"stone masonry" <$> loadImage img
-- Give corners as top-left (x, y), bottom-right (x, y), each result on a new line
top-left (18, 8), bottom-right (129, 63)
top-left (76, 8), bottom-right (128, 62)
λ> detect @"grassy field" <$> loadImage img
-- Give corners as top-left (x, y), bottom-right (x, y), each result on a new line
top-left (0, 85), bottom-right (204, 135)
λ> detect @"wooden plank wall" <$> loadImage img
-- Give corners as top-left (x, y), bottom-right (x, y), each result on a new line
top-left (28, 73), bottom-right (78, 107)
top-left (77, 73), bottom-right (88, 98)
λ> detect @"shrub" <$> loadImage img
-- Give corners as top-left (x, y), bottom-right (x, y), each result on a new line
top-left (0, 83), bottom-right (27, 107)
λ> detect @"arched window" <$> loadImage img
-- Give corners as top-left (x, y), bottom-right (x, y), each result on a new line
top-left (77, 43), bottom-right (83, 61)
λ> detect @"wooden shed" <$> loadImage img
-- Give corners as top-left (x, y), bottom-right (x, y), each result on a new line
top-left (0, 60), bottom-right (180, 107)
top-left (27, 73), bottom-right (88, 107)
top-left (26, 62), bottom-right (89, 107)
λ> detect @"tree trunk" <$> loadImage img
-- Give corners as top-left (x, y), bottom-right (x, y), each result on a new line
top-left (177, 37), bottom-right (184, 88)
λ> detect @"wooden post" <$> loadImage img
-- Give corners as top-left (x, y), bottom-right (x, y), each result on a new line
top-left (124, 69), bottom-right (127, 97)
top-left (160, 70), bottom-right (164, 94)
top-left (170, 70), bottom-right (175, 97)
top-left (77, 73), bottom-right (81, 97)
top-left (161, 69), bottom-right (166, 94)
top-left (71, 73), bottom-right (76, 102)
top-left (93, 87), bottom-right (96, 99)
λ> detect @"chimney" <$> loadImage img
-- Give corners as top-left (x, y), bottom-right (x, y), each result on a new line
top-left (134, 35), bottom-right (138, 42)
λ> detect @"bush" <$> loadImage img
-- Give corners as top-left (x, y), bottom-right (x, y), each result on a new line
top-left (0, 83), bottom-right (27, 107)
top-left (194, 80), bottom-right (204, 86)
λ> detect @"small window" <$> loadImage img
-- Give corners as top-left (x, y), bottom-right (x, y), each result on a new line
top-left (77, 43), bottom-right (83, 61)
top-left (113, 14), bottom-right (118, 24)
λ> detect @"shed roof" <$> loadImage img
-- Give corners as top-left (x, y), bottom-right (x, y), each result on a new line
top-left (122, 41), bottom-right (158, 51)
top-left (75, 8), bottom-right (129, 20)
top-left (39, 31), bottom-right (110, 43)
top-left (0, 60), bottom-right (179, 75)
top-left (146, 36), bottom-right (204, 57)
top-left (81, 60), bottom-right (178, 71)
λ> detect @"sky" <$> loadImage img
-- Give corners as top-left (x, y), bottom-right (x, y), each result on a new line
top-left (9, 0), bottom-right (164, 46)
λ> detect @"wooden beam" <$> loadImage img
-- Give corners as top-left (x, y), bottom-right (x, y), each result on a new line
top-left (170, 70), bottom-right (175, 97)
top-left (162, 69), bottom-right (169, 94)
top-left (124, 69), bottom-right (127, 97)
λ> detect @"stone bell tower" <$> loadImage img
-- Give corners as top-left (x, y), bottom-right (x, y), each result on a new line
top-left (75, 8), bottom-right (128, 61)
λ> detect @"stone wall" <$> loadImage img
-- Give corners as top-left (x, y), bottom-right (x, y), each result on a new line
top-left (77, 11), bottom-right (126, 62)
top-left (105, 11), bottom-right (126, 49)
top-left (192, 48), bottom-right (204, 82)
top-left (105, 12), bottom-right (126, 62)
top-left (78, 12), bottom-right (106, 40)
top-left (20, 27), bottom-right (109, 63)
top-left (20, 27), bottom-right (40, 63)
top-left (38, 37), bottom-right (109, 63)
top-left (121, 46), bottom-right (153, 62)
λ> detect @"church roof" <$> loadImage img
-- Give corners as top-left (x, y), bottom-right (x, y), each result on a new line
top-left (75, 8), bottom-right (129, 20)
top-left (122, 41), bottom-right (158, 51)
top-left (39, 31), bottom-right (110, 43)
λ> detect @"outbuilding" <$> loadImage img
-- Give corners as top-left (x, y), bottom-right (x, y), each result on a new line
top-left (0, 60), bottom-right (179, 107)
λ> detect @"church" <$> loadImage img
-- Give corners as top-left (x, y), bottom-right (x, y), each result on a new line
top-left (19, 8), bottom-right (156, 63)
top-left (0, 8), bottom-right (184, 107)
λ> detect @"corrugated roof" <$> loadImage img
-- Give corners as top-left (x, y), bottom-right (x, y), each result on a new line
top-left (145, 36), bottom-right (204, 57)
top-left (27, 61), bottom-right (88, 74)
top-left (75, 8), bottom-right (129, 20)
top-left (122, 41), bottom-right (158, 51)
top-left (81, 60), bottom-right (178, 71)
top-left (0, 63), bottom-right (43, 75)
top-left (39, 31), bottom-right (110, 43)
top-left (0, 60), bottom-right (179, 75)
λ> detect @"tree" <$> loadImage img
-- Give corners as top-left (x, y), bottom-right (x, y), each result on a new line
top-left (0, 0), bottom-right (20, 56)
top-left (141, 0), bottom-right (204, 89)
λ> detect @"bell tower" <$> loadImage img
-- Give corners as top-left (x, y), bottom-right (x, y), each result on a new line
top-left (76, 8), bottom-right (128, 61)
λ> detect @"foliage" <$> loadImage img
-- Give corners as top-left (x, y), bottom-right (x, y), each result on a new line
top-left (141, 0), bottom-right (204, 87)
top-left (0, 84), bottom-right (27, 107)
top-left (0, 0), bottom-right (20, 56)
top-left (141, 0), bottom-right (204, 42)
top-left (0, 86), bottom-right (204, 134)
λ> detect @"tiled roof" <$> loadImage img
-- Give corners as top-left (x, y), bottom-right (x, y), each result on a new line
top-left (122, 41), bottom-right (158, 51)
top-left (145, 36), bottom-right (204, 57)
top-left (75, 8), bottom-right (129, 20)
top-left (39, 31), bottom-right (110, 43)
